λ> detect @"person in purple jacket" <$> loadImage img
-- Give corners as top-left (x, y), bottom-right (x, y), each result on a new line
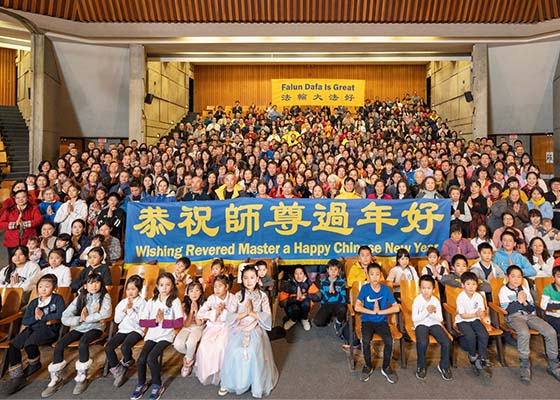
top-left (441, 223), bottom-right (479, 264)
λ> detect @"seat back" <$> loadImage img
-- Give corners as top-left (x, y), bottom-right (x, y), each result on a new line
top-left (343, 257), bottom-right (360, 278)
top-left (0, 288), bottom-right (23, 319)
top-left (70, 267), bottom-right (84, 283)
top-left (109, 265), bottom-right (123, 287)
top-left (55, 286), bottom-right (74, 306)
top-left (534, 276), bottom-right (554, 308)
top-left (105, 285), bottom-right (122, 311)
top-left (416, 259), bottom-right (429, 275)
top-left (445, 285), bottom-right (462, 311)
top-left (125, 264), bottom-right (161, 299)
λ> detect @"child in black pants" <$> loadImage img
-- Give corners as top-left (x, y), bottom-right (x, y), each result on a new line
top-left (355, 263), bottom-right (400, 384)
top-left (313, 259), bottom-right (347, 335)
top-left (6, 274), bottom-right (64, 395)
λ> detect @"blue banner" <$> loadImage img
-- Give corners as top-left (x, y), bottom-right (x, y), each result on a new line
top-left (124, 198), bottom-right (451, 264)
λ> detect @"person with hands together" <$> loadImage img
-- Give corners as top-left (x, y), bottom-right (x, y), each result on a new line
top-left (355, 263), bottom-right (400, 384)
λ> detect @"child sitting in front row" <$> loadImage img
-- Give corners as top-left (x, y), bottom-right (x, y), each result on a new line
top-left (412, 275), bottom-right (453, 381)
top-left (279, 267), bottom-right (320, 332)
top-left (355, 263), bottom-right (400, 384)
top-left (105, 275), bottom-right (146, 388)
top-left (455, 272), bottom-right (492, 378)
top-left (541, 266), bottom-right (560, 348)
top-left (131, 272), bottom-right (184, 400)
top-left (386, 248), bottom-right (419, 299)
top-left (219, 266), bottom-right (279, 398)
top-left (196, 275), bottom-right (238, 386)
top-left (174, 281), bottom-right (205, 378)
top-left (313, 259), bottom-right (347, 335)
top-left (5, 274), bottom-right (64, 395)
top-left (499, 265), bottom-right (560, 382)
top-left (42, 272), bottom-right (112, 397)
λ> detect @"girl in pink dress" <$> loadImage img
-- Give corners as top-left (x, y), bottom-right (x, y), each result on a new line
top-left (195, 275), bottom-right (238, 386)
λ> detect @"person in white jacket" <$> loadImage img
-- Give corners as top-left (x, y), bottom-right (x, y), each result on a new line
top-left (105, 275), bottom-right (146, 387)
top-left (0, 245), bottom-right (41, 305)
top-left (41, 248), bottom-right (71, 287)
top-left (412, 275), bottom-right (453, 381)
top-left (42, 272), bottom-right (112, 397)
top-left (54, 184), bottom-right (87, 235)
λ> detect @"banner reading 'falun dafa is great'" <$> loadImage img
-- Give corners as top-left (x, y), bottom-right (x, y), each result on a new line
top-left (271, 79), bottom-right (365, 106)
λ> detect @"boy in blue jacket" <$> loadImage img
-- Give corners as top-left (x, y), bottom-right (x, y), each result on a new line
top-left (6, 274), bottom-right (65, 394)
top-left (314, 259), bottom-right (347, 335)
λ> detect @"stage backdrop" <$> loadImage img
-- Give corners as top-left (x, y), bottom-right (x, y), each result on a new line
top-left (271, 79), bottom-right (365, 106)
top-left (125, 198), bottom-right (451, 264)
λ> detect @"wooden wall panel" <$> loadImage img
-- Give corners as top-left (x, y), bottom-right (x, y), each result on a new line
top-left (194, 64), bottom-right (427, 111)
top-left (2, 0), bottom-right (558, 24)
top-left (0, 48), bottom-right (16, 106)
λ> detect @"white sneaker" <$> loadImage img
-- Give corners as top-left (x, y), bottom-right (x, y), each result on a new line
top-left (302, 319), bottom-right (311, 331)
top-left (283, 319), bottom-right (296, 331)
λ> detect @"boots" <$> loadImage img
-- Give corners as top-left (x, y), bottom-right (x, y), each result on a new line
top-left (24, 357), bottom-right (42, 377)
top-left (547, 358), bottom-right (560, 381)
top-left (41, 360), bottom-right (67, 398)
top-left (519, 358), bottom-right (531, 383)
top-left (110, 361), bottom-right (127, 387)
top-left (6, 364), bottom-right (26, 395)
top-left (73, 359), bottom-right (93, 395)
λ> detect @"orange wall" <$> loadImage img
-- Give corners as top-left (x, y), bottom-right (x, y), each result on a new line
top-left (0, 48), bottom-right (16, 106)
top-left (194, 64), bottom-right (426, 110)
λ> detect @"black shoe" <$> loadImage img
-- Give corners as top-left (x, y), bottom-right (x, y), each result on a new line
top-left (24, 362), bottom-right (42, 377)
top-left (360, 366), bottom-right (374, 382)
top-left (415, 367), bottom-right (427, 380)
top-left (6, 376), bottom-right (27, 395)
top-left (381, 366), bottom-right (398, 384)
top-left (437, 364), bottom-right (453, 381)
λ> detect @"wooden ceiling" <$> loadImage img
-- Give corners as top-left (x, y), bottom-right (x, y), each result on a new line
top-left (1, 0), bottom-right (560, 24)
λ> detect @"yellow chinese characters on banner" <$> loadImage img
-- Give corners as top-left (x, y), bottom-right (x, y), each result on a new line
top-left (271, 79), bottom-right (365, 106)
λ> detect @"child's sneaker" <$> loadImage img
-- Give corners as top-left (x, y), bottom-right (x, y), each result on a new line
top-left (130, 382), bottom-right (151, 400)
top-left (148, 384), bottom-right (165, 400)
top-left (334, 320), bottom-right (343, 337)
top-left (437, 364), bottom-right (453, 381)
top-left (547, 359), bottom-right (560, 381)
top-left (218, 387), bottom-right (228, 396)
top-left (283, 319), bottom-right (296, 331)
top-left (301, 319), bottom-right (311, 331)
top-left (469, 355), bottom-right (482, 376)
top-left (480, 358), bottom-right (492, 378)
top-left (519, 359), bottom-right (531, 383)
top-left (360, 365), bottom-right (373, 382)
top-left (415, 367), bottom-right (427, 380)
top-left (111, 363), bottom-right (127, 387)
top-left (381, 366), bottom-right (398, 384)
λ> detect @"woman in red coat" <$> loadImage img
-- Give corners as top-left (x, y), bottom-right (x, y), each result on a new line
top-left (0, 190), bottom-right (43, 258)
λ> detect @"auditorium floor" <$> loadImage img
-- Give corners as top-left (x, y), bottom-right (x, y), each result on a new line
top-left (1, 319), bottom-right (558, 399)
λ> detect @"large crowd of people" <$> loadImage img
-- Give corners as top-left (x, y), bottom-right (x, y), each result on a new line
top-left (1, 93), bottom-right (560, 398)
